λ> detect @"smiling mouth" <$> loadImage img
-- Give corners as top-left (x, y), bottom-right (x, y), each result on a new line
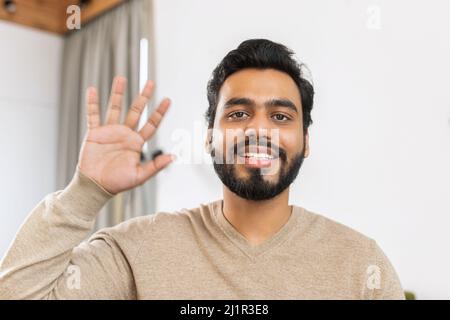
top-left (236, 146), bottom-right (279, 168)
top-left (241, 152), bottom-right (275, 160)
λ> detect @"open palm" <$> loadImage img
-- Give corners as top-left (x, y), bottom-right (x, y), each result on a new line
top-left (78, 76), bottom-right (174, 195)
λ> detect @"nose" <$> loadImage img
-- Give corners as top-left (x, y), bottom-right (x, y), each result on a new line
top-left (244, 109), bottom-right (278, 141)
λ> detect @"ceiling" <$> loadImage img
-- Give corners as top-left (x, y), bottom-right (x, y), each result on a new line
top-left (0, 0), bottom-right (125, 34)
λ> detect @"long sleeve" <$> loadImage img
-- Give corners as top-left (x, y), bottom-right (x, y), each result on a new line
top-left (0, 167), bottom-right (138, 299)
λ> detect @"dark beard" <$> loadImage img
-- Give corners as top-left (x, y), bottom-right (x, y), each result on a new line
top-left (212, 146), bottom-right (305, 201)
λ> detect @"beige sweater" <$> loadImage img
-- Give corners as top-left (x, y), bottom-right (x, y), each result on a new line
top-left (0, 167), bottom-right (404, 299)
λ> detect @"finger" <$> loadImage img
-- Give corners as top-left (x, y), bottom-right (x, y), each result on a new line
top-left (136, 154), bottom-right (175, 185)
top-left (124, 80), bottom-right (154, 130)
top-left (138, 98), bottom-right (171, 141)
top-left (105, 76), bottom-right (127, 125)
top-left (86, 87), bottom-right (100, 129)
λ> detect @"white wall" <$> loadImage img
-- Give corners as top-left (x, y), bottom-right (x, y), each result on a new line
top-left (0, 21), bottom-right (62, 257)
top-left (152, 0), bottom-right (450, 299)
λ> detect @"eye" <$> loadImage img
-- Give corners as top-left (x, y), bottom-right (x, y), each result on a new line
top-left (272, 113), bottom-right (290, 122)
top-left (228, 111), bottom-right (249, 120)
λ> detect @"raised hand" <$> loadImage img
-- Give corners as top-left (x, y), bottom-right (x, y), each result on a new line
top-left (78, 76), bottom-right (174, 195)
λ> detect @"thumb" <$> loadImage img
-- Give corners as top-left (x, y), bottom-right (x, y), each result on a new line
top-left (136, 154), bottom-right (175, 185)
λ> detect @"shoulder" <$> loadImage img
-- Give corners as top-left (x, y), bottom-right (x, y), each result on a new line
top-left (149, 201), bottom-right (215, 232)
top-left (295, 206), bottom-right (404, 299)
top-left (107, 200), bottom-right (218, 240)
top-left (90, 215), bottom-right (153, 248)
top-left (293, 206), bottom-right (391, 269)
top-left (297, 206), bottom-right (376, 252)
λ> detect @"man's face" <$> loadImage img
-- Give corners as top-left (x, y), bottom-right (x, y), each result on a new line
top-left (208, 68), bottom-right (309, 200)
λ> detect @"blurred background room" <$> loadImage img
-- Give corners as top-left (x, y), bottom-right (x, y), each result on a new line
top-left (0, 0), bottom-right (449, 299)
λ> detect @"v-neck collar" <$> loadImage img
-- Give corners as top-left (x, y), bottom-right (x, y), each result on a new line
top-left (211, 199), bottom-right (300, 260)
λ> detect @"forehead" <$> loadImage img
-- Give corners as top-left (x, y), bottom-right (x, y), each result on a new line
top-left (217, 68), bottom-right (302, 109)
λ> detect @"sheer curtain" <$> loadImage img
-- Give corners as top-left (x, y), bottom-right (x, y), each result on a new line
top-left (56, 0), bottom-right (157, 230)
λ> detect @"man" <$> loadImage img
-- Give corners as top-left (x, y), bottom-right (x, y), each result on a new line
top-left (0, 39), bottom-right (404, 299)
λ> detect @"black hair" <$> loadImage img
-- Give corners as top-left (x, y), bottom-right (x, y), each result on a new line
top-left (205, 39), bottom-right (314, 134)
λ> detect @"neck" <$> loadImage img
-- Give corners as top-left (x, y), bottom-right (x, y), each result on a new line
top-left (222, 186), bottom-right (292, 246)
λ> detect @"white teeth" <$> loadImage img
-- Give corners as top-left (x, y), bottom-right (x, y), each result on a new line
top-left (243, 153), bottom-right (274, 160)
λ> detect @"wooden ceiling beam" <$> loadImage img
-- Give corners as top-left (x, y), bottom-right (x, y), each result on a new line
top-left (0, 0), bottom-right (126, 35)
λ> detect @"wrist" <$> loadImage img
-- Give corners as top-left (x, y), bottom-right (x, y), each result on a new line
top-left (56, 166), bottom-right (115, 221)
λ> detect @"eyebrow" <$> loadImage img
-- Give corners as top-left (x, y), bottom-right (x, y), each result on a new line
top-left (223, 97), bottom-right (298, 114)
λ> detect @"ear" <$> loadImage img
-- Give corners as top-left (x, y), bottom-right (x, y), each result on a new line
top-left (204, 129), bottom-right (213, 154)
top-left (303, 132), bottom-right (310, 158)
